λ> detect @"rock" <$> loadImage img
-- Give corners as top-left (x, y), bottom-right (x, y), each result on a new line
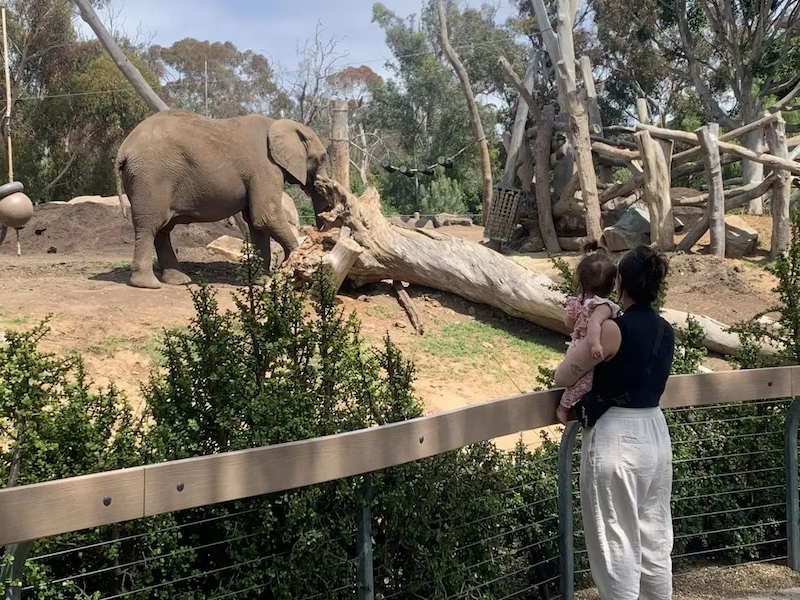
top-left (47, 246), bottom-right (57, 254)
top-left (68, 194), bottom-right (130, 209)
top-left (281, 192), bottom-right (300, 228)
top-left (394, 321), bottom-right (407, 329)
top-left (206, 234), bottom-right (284, 266)
top-left (433, 213), bottom-right (473, 227)
top-left (601, 204), bottom-right (651, 251)
top-left (357, 295), bottom-right (372, 302)
top-left (724, 215), bottom-right (759, 259)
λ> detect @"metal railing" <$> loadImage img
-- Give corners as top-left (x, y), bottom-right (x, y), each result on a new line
top-left (2, 366), bottom-right (800, 599)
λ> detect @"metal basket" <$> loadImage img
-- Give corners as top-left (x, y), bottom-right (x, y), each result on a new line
top-left (485, 185), bottom-right (527, 242)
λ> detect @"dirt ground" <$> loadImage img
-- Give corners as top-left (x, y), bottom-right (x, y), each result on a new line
top-left (0, 202), bottom-right (781, 450)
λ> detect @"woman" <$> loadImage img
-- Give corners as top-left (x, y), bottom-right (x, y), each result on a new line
top-left (554, 245), bottom-right (676, 600)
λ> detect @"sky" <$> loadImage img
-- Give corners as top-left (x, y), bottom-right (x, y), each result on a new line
top-left (75, 0), bottom-right (516, 83)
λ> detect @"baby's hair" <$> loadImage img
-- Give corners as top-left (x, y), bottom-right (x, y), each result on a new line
top-left (575, 242), bottom-right (617, 299)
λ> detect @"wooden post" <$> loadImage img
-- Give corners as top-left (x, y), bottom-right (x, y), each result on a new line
top-left (553, 114), bottom-right (574, 200)
top-left (635, 130), bottom-right (675, 250)
top-left (2, 8), bottom-right (12, 183)
top-left (766, 113), bottom-right (792, 257)
top-left (579, 56), bottom-right (611, 183)
top-left (531, 0), bottom-right (602, 243)
top-left (636, 98), bottom-right (649, 124)
top-left (564, 83), bottom-right (603, 243)
top-left (579, 57), bottom-right (602, 135)
top-left (536, 105), bottom-right (561, 253)
top-left (329, 99), bottom-right (350, 189)
top-left (696, 124), bottom-right (725, 257)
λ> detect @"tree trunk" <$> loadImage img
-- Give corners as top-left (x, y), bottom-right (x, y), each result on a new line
top-left (436, 0), bottom-right (492, 225)
top-left (696, 124), bottom-right (725, 257)
top-left (742, 128), bottom-right (765, 215)
top-left (500, 58), bottom-right (536, 187)
top-left (393, 281), bottom-right (425, 335)
top-left (73, 0), bottom-right (169, 112)
top-left (322, 236), bottom-right (363, 292)
top-left (635, 130), bottom-right (675, 250)
top-left (285, 178), bottom-right (775, 358)
top-left (535, 106), bottom-right (561, 253)
top-left (329, 99), bottom-right (350, 188)
top-left (765, 114), bottom-right (792, 257)
top-left (564, 88), bottom-right (602, 242)
top-left (553, 114), bottom-right (575, 200)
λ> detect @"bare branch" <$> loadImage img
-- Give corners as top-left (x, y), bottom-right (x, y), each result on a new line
top-left (675, 0), bottom-right (739, 130)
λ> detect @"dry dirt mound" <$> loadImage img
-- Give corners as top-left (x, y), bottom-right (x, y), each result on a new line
top-left (667, 253), bottom-right (774, 324)
top-left (0, 202), bottom-right (241, 258)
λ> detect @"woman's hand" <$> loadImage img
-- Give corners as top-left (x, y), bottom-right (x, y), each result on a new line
top-left (554, 319), bottom-right (622, 388)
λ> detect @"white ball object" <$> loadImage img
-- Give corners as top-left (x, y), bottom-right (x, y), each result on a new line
top-left (0, 191), bottom-right (34, 229)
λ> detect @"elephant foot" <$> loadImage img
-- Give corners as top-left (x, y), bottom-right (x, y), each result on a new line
top-left (161, 268), bottom-right (192, 286)
top-left (129, 271), bottom-right (162, 289)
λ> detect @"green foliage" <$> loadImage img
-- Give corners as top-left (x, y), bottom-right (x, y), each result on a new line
top-left (728, 207), bottom-right (800, 369)
top-left (418, 172), bottom-right (468, 215)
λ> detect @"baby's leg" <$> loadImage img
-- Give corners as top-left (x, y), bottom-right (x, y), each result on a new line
top-left (560, 368), bottom-right (594, 409)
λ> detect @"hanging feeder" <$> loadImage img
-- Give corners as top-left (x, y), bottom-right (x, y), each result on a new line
top-left (0, 181), bottom-right (33, 255)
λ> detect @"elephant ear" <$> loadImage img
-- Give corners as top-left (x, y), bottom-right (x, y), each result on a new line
top-left (268, 119), bottom-right (309, 186)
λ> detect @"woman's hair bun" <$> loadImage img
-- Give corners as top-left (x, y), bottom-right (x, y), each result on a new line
top-left (582, 241), bottom-right (606, 255)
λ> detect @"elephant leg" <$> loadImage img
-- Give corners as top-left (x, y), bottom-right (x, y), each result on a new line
top-left (129, 228), bottom-right (161, 289)
top-left (155, 227), bottom-right (191, 286)
top-left (248, 178), bottom-right (300, 270)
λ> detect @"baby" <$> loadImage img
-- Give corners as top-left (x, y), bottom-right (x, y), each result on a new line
top-left (556, 244), bottom-right (620, 425)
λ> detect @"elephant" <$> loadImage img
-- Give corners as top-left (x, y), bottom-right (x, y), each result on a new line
top-left (114, 109), bottom-right (330, 289)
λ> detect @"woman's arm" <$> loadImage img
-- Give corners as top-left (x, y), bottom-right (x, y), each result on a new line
top-left (554, 319), bottom-right (622, 388)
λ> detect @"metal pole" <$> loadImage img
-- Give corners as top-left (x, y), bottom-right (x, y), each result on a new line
top-left (2, 541), bottom-right (33, 600)
top-left (356, 475), bottom-right (374, 600)
top-left (204, 59), bottom-right (209, 117)
top-left (557, 422), bottom-right (580, 600)
top-left (785, 397), bottom-right (800, 570)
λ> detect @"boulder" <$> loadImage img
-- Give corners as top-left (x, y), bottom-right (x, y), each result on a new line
top-left (602, 204), bottom-right (651, 251)
top-left (68, 195), bottom-right (130, 208)
top-left (725, 215), bottom-right (759, 259)
top-left (433, 213), bottom-right (473, 227)
top-left (207, 234), bottom-right (293, 268)
top-left (602, 203), bottom-right (685, 251)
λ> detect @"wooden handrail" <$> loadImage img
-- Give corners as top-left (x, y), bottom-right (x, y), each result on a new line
top-left (0, 366), bottom-right (795, 546)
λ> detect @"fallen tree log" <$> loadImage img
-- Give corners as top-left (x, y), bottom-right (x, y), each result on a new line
top-left (393, 281), bottom-right (425, 335)
top-left (274, 177), bottom-right (774, 358)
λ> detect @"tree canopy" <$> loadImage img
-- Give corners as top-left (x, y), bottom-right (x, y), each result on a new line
top-left (0, 0), bottom-right (796, 214)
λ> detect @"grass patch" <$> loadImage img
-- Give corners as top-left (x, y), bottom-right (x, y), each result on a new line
top-left (364, 305), bottom-right (393, 319)
top-left (86, 332), bottom-right (170, 365)
top-left (417, 321), bottom-right (562, 385)
top-left (0, 315), bottom-right (30, 326)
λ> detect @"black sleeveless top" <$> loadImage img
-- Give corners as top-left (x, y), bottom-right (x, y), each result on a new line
top-left (591, 302), bottom-right (675, 409)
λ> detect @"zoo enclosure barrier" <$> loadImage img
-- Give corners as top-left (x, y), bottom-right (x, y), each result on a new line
top-left (3, 366), bottom-right (800, 598)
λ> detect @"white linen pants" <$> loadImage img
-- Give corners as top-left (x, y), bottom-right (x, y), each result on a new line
top-left (580, 407), bottom-right (673, 600)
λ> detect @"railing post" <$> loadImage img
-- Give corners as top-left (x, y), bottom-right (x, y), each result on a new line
top-left (356, 474), bottom-right (374, 600)
top-left (786, 397), bottom-right (800, 570)
top-left (558, 422), bottom-right (580, 600)
top-left (1, 541), bottom-right (33, 600)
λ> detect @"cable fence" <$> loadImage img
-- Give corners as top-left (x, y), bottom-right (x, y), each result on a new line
top-left (16, 489), bottom-right (360, 600)
top-left (562, 397), bottom-right (795, 594)
top-left (4, 393), bottom-right (800, 599)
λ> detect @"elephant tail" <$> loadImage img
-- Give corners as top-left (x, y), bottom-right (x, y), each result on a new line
top-left (115, 151), bottom-right (128, 219)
